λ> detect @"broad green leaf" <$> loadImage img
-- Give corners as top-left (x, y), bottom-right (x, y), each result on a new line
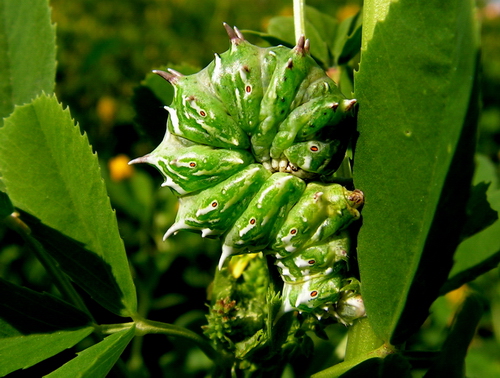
top-left (0, 0), bottom-right (56, 126)
top-left (0, 278), bottom-right (93, 376)
top-left (44, 326), bottom-right (135, 378)
top-left (354, 0), bottom-right (479, 344)
top-left (0, 95), bottom-right (137, 317)
top-left (0, 328), bottom-right (93, 376)
top-left (17, 210), bottom-right (134, 316)
top-left (0, 278), bottom-right (91, 337)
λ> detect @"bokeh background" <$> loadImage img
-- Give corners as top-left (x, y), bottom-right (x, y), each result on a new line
top-left (2, 0), bottom-right (500, 376)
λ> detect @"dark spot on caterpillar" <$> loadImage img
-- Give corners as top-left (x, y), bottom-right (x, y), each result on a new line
top-left (290, 228), bottom-right (297, 235)
top-left (280, 97), bottom-right (286, 103)
top-left (243, 65), bottom-right (250, 73)
top-left (187, 95), bottom-right (197, 101)
top-left (310, 291), bottom-right (318, 297)
top-left (332, 103), bottom-right (339, 111)
top-left (287, 59), bottom-right (294, 69)
top-left (280, 110), bottom-right (285, 115)
top-left (246, 85), bottom-right (251, 93)
top-left (308, 260), bottom-right (316, 265)
top-left (211, 201), bottom-right (218, 207)
top-left (310, 146), bottom-right (319, 152)
top-left (189, 162), bottom-right (196, 167)
top-left (199, 110), bottom-right (207, 117)
top-left (250, 218), bottom-right (256, 225)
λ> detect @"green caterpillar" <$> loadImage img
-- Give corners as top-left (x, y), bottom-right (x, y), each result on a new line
top-left (131, 24), bottom-right (364, 321)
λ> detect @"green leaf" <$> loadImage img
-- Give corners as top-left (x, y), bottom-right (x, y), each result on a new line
top-left (0, 327), bottom-right (94, 376)
top-left (460, 182), bottom-right (498, 240)
top-left (16, 210), bottom-right (133, 316)
top-left (0, 95), bottom-right (137, 317)
top-left (240, 30), bottom-right (294, 49)
top-left (44, 326), bottom-right (135, 378)
top-left (354, 0), bottom-right (479, 344)
top-left (338, 354), bottom-right (412, 378)
top-left (448, 155), bottom-right (500, 280)
top-left (0, 0), bottom-right (56, 126)
top-left (0, 277), bottom-right (91, 336)
top-left (424, 292), bottom-right (485, 378)
top-left (0, 278), bottom-right (93, 376)
top-left (333, 11), bottom-right (362, 65)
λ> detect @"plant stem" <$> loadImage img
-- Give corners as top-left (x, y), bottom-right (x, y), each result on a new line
top-left (100, 317), bottom-right (220, 364)
top-left (311, 318), bottom-right (390, 378)
top-left (345, 317), bottom-right (384, 360)
top-left (312, 342), bottom-right (395, 378)
top-left (293, 0), bottom-right (306, 41)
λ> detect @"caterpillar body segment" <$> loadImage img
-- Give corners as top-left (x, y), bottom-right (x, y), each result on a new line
top-left (164, 164), bottom-right (270, 239)
top-left (272, 184), bottom-right (363, 256)
top-left (220, 172), bottom-right (306, 268)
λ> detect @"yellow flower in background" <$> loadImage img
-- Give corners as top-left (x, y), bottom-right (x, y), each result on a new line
top-left (109, 154), bottom-right (134, 181)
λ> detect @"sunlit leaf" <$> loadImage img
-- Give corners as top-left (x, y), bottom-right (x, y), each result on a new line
top-left (0, 0), bottom-right (56, 125)
top-left (354, 0), bottom-right (479, 344)
top-left (0, 95), bottom-right (137, 317)
top-left (44, 326), bottom-right (135, 378)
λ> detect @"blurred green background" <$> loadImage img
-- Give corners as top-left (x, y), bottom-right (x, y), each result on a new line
top-left (2, 0), bottom-right (500, 377)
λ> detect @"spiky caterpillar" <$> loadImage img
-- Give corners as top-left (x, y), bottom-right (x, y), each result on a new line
top-left (131, 24), bottom-right (364, 319)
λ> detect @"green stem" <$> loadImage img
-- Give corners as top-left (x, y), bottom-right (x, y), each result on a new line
top-left (345, 317), bottom-right (384, 360)
top-left (293, 0), bottom-right (306, 41)
top-left (311, 318), bottom-right (390, 378)
top-left (5, 213), bottom-right (94, 321)
top-left (312, 343), bottom-right (395, 378)
top-left (100, 318), bottom-right (220, 364)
